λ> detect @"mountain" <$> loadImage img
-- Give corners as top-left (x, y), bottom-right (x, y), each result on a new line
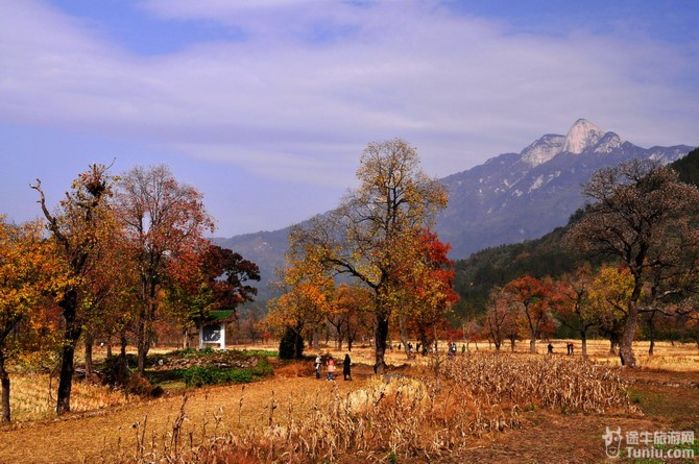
top-left (452, 146), bottom-right (699, 319)
top-left (215, 119), bottom-right (693, 294)
top-left (437, 119), bottom-right (692, 257)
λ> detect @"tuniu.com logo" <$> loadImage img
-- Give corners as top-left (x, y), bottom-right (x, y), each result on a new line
top-left (603, 426), bottom-right (695, 460)
top-left (603, 426), bottom-right (623, 458)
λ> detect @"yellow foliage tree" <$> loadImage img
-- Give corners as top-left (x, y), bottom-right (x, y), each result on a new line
top-left (0, 218), bottom-right (67, 422)
top-left (587, 265), bottom-right (634, 355)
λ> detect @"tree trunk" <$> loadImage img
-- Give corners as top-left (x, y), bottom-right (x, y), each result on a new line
top-left (417, 327), bottom-right (430, 357)
top-left (0, 349), bottom-right (10, 423)
top-left (84, 332), bottom-right (94, 377)
top-left (580, 330), bottom-right (588, 359)
top-left (619, 303), bottom-right (638, 367)
top-left (293, 330), bottom-right (304, 359)
top-left (529, 338), bottom-right (536, 354)
top-left (398, 316), bottom-right (409, 358)
top-left (136, 314), bottom-right (149, 374)
top-left (137, 278), bottom-right (157, 375)
top-left (510, 336), bottom-right (516, 352)
top-left (609, 335), bottom-right (618, 355)
top-left (57, 289), bottom-right (81, 415)
top-left (494, 340), bottom-right (501, 351)
top-left (116, 330), bottom-right (129, 385)
top-left (374, 313), bottom-right (389, 374)
top-left (647, 312), bottom-right (656, 356)
top-left (106, 336), bottom-right (112, 358)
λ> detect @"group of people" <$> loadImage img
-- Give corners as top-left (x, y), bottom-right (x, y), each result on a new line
top-left (547, 342), bottom-right (576, 355)
top-left (402, 341), bottom-right (466, 358)
top-left (314, 353), bottom-right (352, 381)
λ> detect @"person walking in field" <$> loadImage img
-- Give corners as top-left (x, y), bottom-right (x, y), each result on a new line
top-left (314, 353), bottom-right (322, 379)
top-left (343, 353), bottom-right (352, 381)
top-left (326, 357), bottom-right (336, 381)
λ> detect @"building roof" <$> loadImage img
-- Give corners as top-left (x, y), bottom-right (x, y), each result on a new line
top-left (204, 309), bottom-right (236, 323)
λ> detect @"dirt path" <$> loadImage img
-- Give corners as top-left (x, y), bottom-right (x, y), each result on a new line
top-left (0, 371), bottom-right (366, 464)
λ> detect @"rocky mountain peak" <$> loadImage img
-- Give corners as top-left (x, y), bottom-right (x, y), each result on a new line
top-left (521, 134), bottom-right (566, 166)
top-left (562, 118), bottom-right (604, 154)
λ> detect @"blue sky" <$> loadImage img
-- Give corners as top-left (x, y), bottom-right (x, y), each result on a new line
top-left (1, 0), bottom-right (698, 237)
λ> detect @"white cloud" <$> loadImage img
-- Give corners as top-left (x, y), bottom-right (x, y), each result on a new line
top-left (0, 0), bottom-right (697, 185)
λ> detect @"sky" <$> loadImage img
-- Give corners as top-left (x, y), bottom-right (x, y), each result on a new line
top-left (1, 0), bottom-right (698, 237)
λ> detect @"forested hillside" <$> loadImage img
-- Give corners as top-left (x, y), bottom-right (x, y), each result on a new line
top-left (452, 147), bottom-right (699, 320)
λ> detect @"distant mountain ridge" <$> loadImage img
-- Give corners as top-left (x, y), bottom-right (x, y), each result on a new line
top-left (436, 119), bottom-right (691, 257)
top-left (452, 146), bottom-right (699, 318)
top-left (215, 119), bottom-right (693, 293)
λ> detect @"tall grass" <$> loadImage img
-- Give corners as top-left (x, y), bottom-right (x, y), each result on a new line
top-left (106, 353), bottom-right (635, 463)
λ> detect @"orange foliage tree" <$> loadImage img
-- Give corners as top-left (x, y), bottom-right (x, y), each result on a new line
top-left (395, 230), bottom-right (458, 353)
top-left (484, 286), bottom-right (521, 351)
top-left (266, 245), bottom-right (334, 358)
top-left (32, 164), bottom-right (115, 415)
top-left (327, 284), bottom-right (373, 351)
top-left (290, 140), bottom-right (447, 371)
top-left (503, 275), bottom-right (556, 353)
top-left (0, 218), bottom-right (66, 422)
top-left (551, 264), bottom-right (596, 358)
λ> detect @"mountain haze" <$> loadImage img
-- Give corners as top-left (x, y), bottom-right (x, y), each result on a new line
top-left (215, 119), bottom-right (693, 290)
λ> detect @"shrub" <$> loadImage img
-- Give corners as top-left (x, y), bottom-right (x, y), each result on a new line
top-left (180, 359), bottom-right (273, 387)
top-left (126, 374), bottom-right (164, 398)
top-left (278, 328), bottom-right (303, 360)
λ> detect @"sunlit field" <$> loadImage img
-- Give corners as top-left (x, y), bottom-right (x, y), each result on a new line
top-left (233, 338), bottom-right (699, 372)
top-left (1, 339), bottom-right (697, 463)
top-left (9, 373), bottom-right (133, 422)
top-left (5, 339), bottom-right (696, 424)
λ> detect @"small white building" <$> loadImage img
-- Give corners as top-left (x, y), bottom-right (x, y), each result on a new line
top-left (198, 310), bottom-right (234, 350)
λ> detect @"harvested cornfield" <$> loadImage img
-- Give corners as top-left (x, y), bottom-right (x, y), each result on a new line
top-left (9, 373), bottom-right (133, 421)
top-left (439, 353), bottom-right (634, 414)
top-left (105, 353), bottom-right (638, 464)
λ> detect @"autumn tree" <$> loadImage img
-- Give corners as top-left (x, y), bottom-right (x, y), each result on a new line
top-left (503, 275), bottom-right (556, 353)
top-left (32, 164), bottom-right (115, 414)
top-left (462, 319), bottom-right (484, 351)
top-left (552, 264), bottom-right (598, 358)
top-left (587, 265), bottom-right (634, 355)
top-left (396, 230), bottom-right (458, 352)
top-left (328, 284), bottom-right (374, 351)
top-left (79, 213), bottom-right (129, 377)
top-left (266, 246), bottom-right (333, 359)
top-left (291, 139), bottom-right (447, 372)
top-left (567, 160), bottom-right (699, 367)
top-left (0, 219), bottom-right (65, 422)
top-left (165, 243), bottom-right (260, 346)
top-left (116, 165), bottom-right (214, 374)
top-left (484, 287), bottom-right (520, 351)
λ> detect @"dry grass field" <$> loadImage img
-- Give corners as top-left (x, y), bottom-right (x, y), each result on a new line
top-left (309, 338), bottom-right (699, 372)
top-left (0, 340), bottom-right (697, 463)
